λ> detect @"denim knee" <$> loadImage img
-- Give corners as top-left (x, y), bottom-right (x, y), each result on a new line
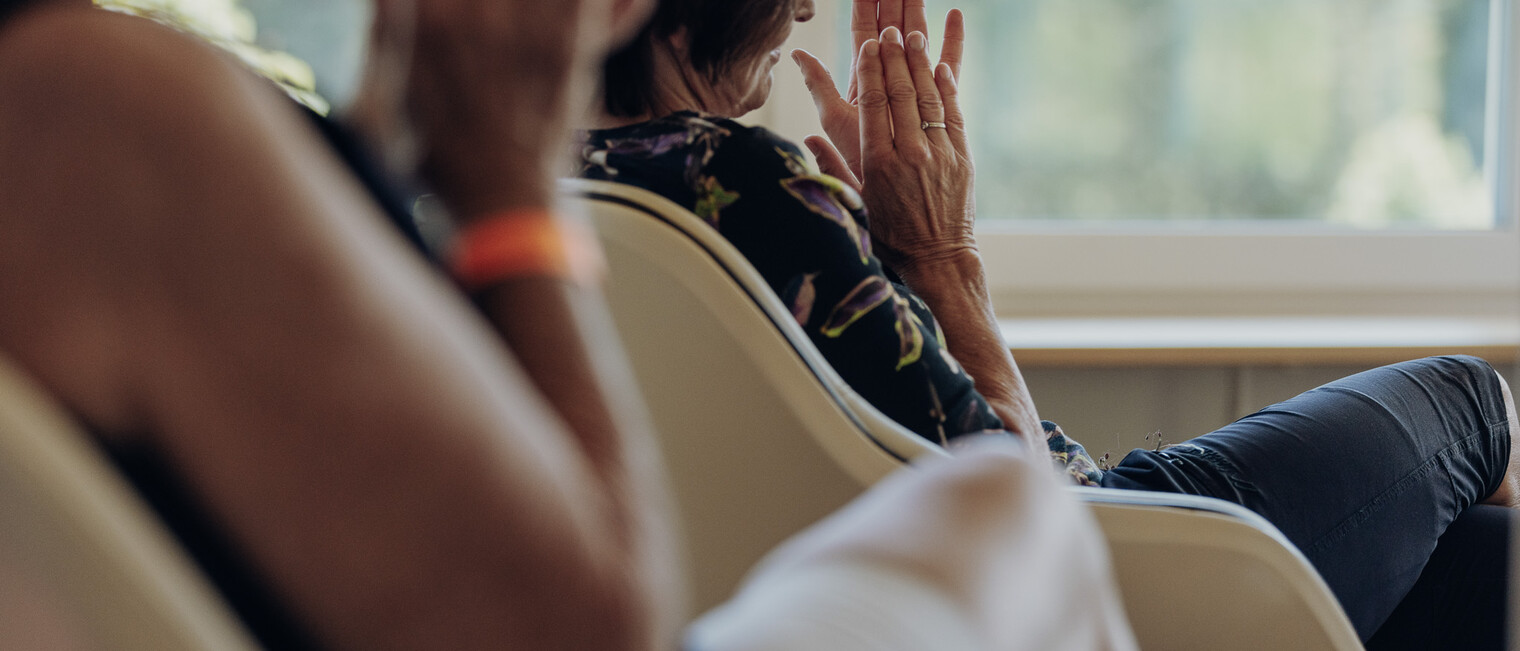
top-left (1413, 355), bottom-right (1511, 501)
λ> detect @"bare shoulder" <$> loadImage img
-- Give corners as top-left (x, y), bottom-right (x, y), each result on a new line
top-left (0, 7), bottom-right (264, 116)
top-left (0, 5), bottom-right (349, 240)
top-left (0, 6), bottom-right (343, 432)
top-left (0, 6), bottom-right (312, 177)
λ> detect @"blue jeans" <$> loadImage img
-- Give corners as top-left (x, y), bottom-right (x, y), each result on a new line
top-left (1100, 356), bottom-right (1513, 647)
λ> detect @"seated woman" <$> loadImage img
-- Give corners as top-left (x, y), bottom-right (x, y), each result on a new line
top-left (579, 0), bottom-right (1520, 648)
top-left (0, 0), bottom-right (1137, 648)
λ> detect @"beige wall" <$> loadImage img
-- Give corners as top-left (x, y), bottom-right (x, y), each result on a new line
top-left (1022, 358), bottom-right (1519, 460)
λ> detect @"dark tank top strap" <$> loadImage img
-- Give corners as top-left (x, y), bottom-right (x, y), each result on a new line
top-left (105, 439), bottom-right (323, 650)
top-left (303, 109), bottom-right (440, 261)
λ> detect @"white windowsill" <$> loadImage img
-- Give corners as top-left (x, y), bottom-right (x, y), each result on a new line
top-left (1001, 316), bottom-right (1520, 367)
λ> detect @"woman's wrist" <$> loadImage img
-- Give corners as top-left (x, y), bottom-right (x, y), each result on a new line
top-left (430, 167), bottom-right (556, 224)
top-left (896, 246), bottom-right (989, 296)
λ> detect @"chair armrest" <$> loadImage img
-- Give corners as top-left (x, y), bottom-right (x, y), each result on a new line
top-left (1069, 487), bottom-right (1362, 651)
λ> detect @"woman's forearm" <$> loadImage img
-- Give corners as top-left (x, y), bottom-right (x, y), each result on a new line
top-left (472, 272), bottom-right (686, 646)
top-left (898, 249), bottom-right (1043, 443)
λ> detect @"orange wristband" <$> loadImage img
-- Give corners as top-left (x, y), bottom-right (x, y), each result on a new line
top-left (449, 209), bottom-right (606, 291)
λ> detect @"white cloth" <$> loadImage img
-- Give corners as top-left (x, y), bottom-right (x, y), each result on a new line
top-left (685, 440), bottom-right (1137, 651)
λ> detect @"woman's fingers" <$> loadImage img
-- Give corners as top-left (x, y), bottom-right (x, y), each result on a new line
top-left (905, 31), bottom-right (949, 149)
top-left (793, 49), bottom-right (844, 113)
top-left (877, 0), bottom-right (904, 36)
top-left (852, 0), bottom-right (882, 53)
top-left (879, 27), bottom-right (925, 155)
top-left (934, 62), bottom-right (969, 156)
top-left (939, 9), bottom-right (965, 80)
top-left (856, 39), bottom-right (894, 157)
top-left (904, 0), bottom-right (929, 37)
top-left (847, 0), bottom-right (881, 100)
top-left (805, 136), bottom-right (863, 191)
top-left (793, 49), bottom-right (864, 176)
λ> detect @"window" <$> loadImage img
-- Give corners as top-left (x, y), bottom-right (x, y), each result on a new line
top-left (928, 0), bottom-right (1501, 228)
top-left (98, 0), bottom-right (1518, 322)
top-left (756, 0), bottom-right (1520, 321)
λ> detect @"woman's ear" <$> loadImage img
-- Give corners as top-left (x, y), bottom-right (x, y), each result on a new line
top-left (662, 25), bottom-right (690, 54)
top-left (609, 0), bottom-right (656, 47)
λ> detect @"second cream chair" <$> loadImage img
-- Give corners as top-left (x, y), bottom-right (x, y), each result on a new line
top-left (564, 178), bottom-right (1363, 651)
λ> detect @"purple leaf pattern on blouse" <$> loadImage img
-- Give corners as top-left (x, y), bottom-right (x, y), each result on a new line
top-left (580, 131), bottom-right (692, 177)
top-left (781, 272), bottom-right (820, 326)
top-left (820, 278), bottom-right (925, 371)
top-left (606, 131), bottom-right (688, 157)
top-left (780, 176), bottom-right (872, 264)
top-left (821, 276), bottom-right (893, 338)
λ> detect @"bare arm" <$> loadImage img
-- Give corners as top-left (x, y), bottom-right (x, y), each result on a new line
top-left (383, 0), bottom-right (685, 628)
top-left (469, 279), bottom-right (685, 636)
top-left (895, 252), bottom-right (1042, 441)
top-left (794, 8), bottom-right (1037, 443)
top-left (0, 8), bottom-right (667, 649)
top-left (850, 29), bottom-right (1043, 442)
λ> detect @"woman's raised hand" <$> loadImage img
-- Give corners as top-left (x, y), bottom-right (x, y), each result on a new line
top-left (852, 26), bottom-right (976, 279)
top-left (384, 0), bottom-right (652, 220)
top-left (791, 1), bottom-right (964, 185)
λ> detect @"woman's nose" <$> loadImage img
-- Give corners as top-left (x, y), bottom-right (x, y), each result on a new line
top-left (796, 0), bottom-right (816, 23)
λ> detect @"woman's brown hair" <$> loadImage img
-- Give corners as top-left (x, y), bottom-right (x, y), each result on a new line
top-left (602, 0), bottom-right (796, 118)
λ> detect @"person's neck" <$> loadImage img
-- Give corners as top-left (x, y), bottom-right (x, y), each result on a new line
top-left (589, 47), bottom-right (731, 129)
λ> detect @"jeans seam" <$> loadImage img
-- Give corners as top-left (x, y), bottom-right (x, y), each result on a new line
top-left (1180, 444), bottom-right (1257, 492)
top-left (1482, 413), bottom-right (1511, 500)
top-left (1437, 452), bottom-right (1460, 517)
top-left (1305, 431), bottom-right (1484, 556)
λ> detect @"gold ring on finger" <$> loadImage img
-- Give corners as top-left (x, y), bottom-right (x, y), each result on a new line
top-left (921, 121), bottom-right (948, 130)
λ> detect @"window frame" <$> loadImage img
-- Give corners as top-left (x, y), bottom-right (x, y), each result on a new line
top-left (753, 0), bottom-right (1520, 321)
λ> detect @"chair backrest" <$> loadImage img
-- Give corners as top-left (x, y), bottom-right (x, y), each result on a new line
top-left (0, 354), bottom-right (259, 651)
top-left (562, 178), bottom-right (947, 611)
top-left (565, 178), bottom-right (946, 472)
top-left (565, 178), bottom-right (1362, 649)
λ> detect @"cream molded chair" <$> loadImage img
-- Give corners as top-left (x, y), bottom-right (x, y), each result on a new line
top-left (0, 354), bottom-right (258, 651)
top-left (564, 178), bottom-right (1363, 651)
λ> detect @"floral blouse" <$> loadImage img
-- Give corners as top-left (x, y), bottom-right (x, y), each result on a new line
top-left (579, 112), bottom-right (1102, 486)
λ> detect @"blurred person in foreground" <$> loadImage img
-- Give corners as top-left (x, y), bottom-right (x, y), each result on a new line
top-left (581, 0), bottom-right (1520, 647)
top-left (0, 0), bottom-right (1135, 649)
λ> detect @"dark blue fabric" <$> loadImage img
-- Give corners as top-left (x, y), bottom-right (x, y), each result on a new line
top-left (1364, 504), bottom-right (1512, 650)
top-left (304, 111), bottom-right (430, 257)
top-left (1101, 355), bottom-right (1512, 645)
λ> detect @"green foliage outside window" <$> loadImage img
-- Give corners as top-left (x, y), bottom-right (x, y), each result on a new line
top-left (857, 0), bottom-right (1499, 228)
